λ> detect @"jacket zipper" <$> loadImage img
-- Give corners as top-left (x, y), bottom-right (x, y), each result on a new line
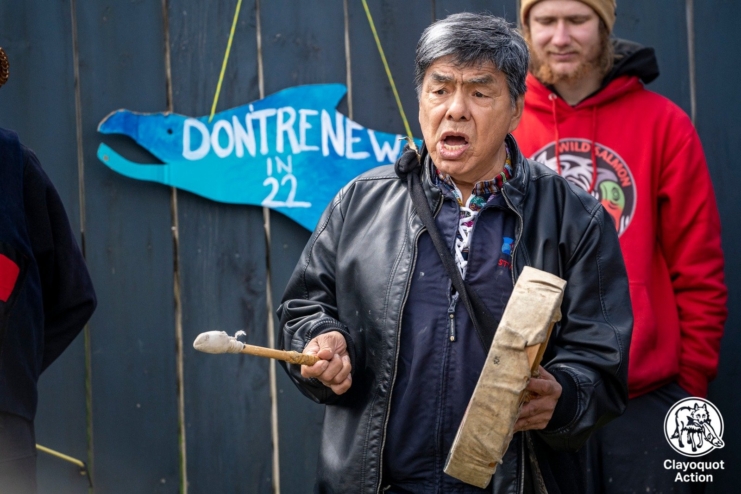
top-left (448, 297), bottom-right (457, 342)
top-left (375, 214), bottom-right (432, 493)
top-left (502, 188), bottom-right (527, 494)
top-left (519, 433), bottom-right (526, 494)
top-left (449, 196), bottom-right (460, 343)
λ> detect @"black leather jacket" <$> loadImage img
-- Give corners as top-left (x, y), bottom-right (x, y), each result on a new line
top-left (278, 136), bottom-right (632, 494)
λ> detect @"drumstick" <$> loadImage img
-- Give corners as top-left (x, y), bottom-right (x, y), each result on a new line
top-left (193, 331), bottom-right (320, 366)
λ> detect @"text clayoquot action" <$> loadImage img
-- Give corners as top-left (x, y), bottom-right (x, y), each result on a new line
top-left (663, 459), bottom-right (725, 472)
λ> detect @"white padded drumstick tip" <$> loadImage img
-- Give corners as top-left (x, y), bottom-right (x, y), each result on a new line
top-left (193, 331), bottom-right (245, 354)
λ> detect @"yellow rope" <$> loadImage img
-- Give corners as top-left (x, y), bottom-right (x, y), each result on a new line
top-left (360, 0), bottom-right (414, 141)
top-left (209, 0), bottom-right (244, 122)
top-left (36, 444), bottom-right (86, 469)
top-left (37, 444), bottom-right (92, 487)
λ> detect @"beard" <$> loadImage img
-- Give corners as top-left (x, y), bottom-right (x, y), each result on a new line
top-left (525, 24), bottom-right (613, 86)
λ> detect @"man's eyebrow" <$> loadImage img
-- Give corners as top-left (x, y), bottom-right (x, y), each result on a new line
top-left (430, 72), bottom-right (454, 83)
top-left (533, 14), bottom-right (592, 22)
top-left (465, 74), bottom-right (495, 85)
top-left (565, 14), bottom-right (592, 21)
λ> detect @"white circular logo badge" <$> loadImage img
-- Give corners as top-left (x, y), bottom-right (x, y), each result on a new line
top-left (664, 397), bottom-right (725, 457)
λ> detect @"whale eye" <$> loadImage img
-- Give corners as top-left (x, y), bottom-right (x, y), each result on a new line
top-left (167, 128), bottom-right (173, 134)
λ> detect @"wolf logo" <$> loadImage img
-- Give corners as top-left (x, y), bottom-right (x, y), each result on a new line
top-left (665, 398), bottom-right (725, 457)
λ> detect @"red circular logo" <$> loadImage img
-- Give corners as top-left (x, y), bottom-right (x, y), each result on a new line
top-left (531, 139), bottom-right (637, 236)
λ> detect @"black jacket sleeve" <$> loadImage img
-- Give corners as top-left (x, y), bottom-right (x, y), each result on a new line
top-left (538, 202), bottom-right (632, 451)
top-left (22, 147), bottom-right (96, 372)
top-left (277, 185), bottom-right (358, 405)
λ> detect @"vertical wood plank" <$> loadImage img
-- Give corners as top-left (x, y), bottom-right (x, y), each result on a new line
top-left (695, 1), bottom-right (741, 492)
top-left (167, 0), bottom-right (274, 492)
top-left (348, 0), bottom-right (431, 140)
top-left (0, 0), bottom-right (81, 228)
top-left (611, 0), bottom-right (692, 115)
top-left (434, 0), bottom-right (519, 23)
top-left (0, 1), bottom-right (88, 492)
top-left (74, 0), bottom-right (179, 490)
top-left (258, 1), bottom-right (347, 492)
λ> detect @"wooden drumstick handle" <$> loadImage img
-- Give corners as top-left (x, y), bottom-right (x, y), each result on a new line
top-left (240, 344), bottom-right (320, 366)
top-left (193, 331), bottom-right (320, 365)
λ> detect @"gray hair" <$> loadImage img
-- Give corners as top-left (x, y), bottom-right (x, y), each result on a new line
top-left (415, 13), bottom-right (529, 104)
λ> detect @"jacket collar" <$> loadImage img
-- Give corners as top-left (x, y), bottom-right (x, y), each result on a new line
top-left (420, 145), bottom-right (442, 213)
top-left (502, 134), bottom-right (529, 211)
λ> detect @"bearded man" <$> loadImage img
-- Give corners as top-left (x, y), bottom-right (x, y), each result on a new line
top-left (278, 13), bottom-right (632, 494)
top-left (513, 1), bottom-right (728, 492)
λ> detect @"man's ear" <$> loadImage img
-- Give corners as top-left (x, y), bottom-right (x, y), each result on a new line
top-left (508, 95), bottom-right (525, 133)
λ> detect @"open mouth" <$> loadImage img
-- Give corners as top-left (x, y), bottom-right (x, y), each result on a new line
top-left (438, 132), bottom-right (470, 159)
top-left (443, 135), bottom-right (467, 147)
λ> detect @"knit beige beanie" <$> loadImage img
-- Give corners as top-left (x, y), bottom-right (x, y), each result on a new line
top-left (521, 0), bottom-right (616, 32)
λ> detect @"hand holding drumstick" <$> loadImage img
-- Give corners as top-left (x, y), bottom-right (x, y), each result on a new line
top-left (300, 331), bottom-right (353, 395)
top-left (193, 330), bottom-right (352, 395)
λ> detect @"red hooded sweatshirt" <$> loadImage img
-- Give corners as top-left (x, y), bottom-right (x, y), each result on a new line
top-left (513, 41), bottom-right (727, 398)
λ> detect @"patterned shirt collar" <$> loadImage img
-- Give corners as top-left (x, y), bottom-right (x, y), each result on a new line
top-left (433, 144), bottom-right (513, 206)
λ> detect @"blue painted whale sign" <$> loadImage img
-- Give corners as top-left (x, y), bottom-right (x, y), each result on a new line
top-left (97, 84), bottom-right (420, 230)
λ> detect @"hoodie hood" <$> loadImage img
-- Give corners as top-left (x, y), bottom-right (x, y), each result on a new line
top-left (603, 38), bottom-right (660, 87)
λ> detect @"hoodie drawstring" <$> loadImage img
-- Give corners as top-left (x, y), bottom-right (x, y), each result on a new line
top-left (549, 93), bottom-right (562, 176)
top-left (549, 93), bottom-right (599, 194)
top-left (589, 105), bottom-right (598, 194)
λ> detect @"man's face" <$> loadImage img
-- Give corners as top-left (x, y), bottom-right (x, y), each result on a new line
top-left (527, 0), bottom-right (603, 83)
top-left (418, 57), bottom-right (523, 183)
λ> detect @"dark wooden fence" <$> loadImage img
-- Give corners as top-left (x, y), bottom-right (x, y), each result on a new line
top-left (0, 1), bottom-right (738, 492)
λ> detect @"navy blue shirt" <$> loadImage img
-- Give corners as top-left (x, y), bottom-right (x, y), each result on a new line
top-left (384, 184), bottom-right (517, 493)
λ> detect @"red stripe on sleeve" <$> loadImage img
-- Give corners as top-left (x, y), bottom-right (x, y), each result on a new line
top-left (0, 254), bottom-right (20, 302)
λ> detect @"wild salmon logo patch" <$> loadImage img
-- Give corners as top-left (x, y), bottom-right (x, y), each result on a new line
top-left (531, 139), bottom-right (636, 236)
